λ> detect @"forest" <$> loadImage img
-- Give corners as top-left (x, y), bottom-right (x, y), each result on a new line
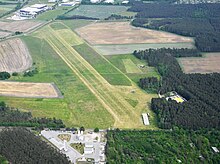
top-left (106, 129), bottom-right (220, 163)
top-left (0, 128), bottom-right (70, 164)
top-left (133, 48), bottom-right (220, 129)
top-left (130, 3), bottom-right (220, 52)
top-left (0, 101), bottom-right (65, 128)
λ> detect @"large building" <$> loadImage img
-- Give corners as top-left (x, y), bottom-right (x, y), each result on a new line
top-left (19, 4), bottom-right (48, 18)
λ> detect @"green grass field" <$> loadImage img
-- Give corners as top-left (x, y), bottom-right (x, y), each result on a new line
top-left (64, 5), bottom-right (129, 19)
top-left (73, 43), bottom-right (131, 86)
top-left (123, 59), bottom-right (142, 73)
top-left (0, 22), bottom-right (158, 129)
top-left (36, 6), bottom-right (75, 21)
top-left (105, 54), bottom-right (160, 84)
top-left (0, 4), bottom-right (16, 15)
top-left (62, 19), bottom-right (93, 30)
top-left (0, 35), bottom-right (114, 128)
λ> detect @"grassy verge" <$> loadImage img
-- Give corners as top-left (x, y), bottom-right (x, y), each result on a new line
top-left (70, 143), bottom-right (84, 154)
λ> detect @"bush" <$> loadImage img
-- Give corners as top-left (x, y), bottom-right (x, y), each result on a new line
top-left (12, 72), bottom-right (18, 76)
top-left (94, 127), bottom-right (99, 133)
top-left (0, 72), bottom-right (10, 80)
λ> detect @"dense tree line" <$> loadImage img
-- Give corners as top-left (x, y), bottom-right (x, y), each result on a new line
top-left (0, 102), bottom-right (65, 128)
top-left (133, 48), bottom-right (220, 129)
top-left (0, 128), bottom-right (70, 164)
top-left (56, 15), bottom-right (99, 20)
top-left (139, 77), bottom-right (160, 92)
top-left (105, 14), bottom-right (133, 20)
top-left (106, 129), bottom-right (220, 163)
top-left (129, 2), bottom-right (220, 51)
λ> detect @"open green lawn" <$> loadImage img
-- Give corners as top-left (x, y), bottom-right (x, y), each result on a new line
top-left (62, 19), bottom-right (93, 30)
top-left (36, 6), bottom-right (75, 21)
top-left (73, 43), bottom-right (131, 86)
top-left (0, 36), bottom-right (114, 128)
top-left (0, 4), bottom-right (16, 15)
top-left (105, 54), bottom-right (160, 84)
top-left (64, 5), bottom-right (129, 19)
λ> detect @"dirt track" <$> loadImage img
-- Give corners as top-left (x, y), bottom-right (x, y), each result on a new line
top-left (0, 38), bottom-right (32, 73)
top-left (0, 81), bottom-right (62, 98)
top-left (76, 22), bottom-right (193, 45)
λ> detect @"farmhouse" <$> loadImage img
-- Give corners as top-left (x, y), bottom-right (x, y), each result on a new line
top-left (142, 113), bottom-right (150, 125)
top-left (165, 91), bottom-right (186, 103)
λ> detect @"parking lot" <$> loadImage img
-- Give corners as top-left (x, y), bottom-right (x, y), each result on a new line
top-left (41, 129), bottom-right (106, 163)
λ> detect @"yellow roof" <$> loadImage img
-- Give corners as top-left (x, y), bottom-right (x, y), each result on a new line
top-left (173, 96), bottom-right (184, 103)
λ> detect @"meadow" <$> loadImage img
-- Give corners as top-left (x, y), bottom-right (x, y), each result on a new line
top-left (0, 35), bottom-right (114, 128)
top-left (64, 5), bottom-right (129, 19)
top-left (105, 54), bottom-right (160, 84)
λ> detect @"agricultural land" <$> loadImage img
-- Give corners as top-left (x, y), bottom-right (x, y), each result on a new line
top-left (76, 21), bottom-right (194, 55)
top-left (0, 81), bottom-right (61, 98)
top-left (64, 5), bottom-right (129, 19)
top-left (178, 53), bottom-right (220, 73)
top-left (0, 20), bottom-right (43, 32)
top-left (76, 22), bottom-right (193, 45)
top-left (0, 38), bottom-right (32, 73)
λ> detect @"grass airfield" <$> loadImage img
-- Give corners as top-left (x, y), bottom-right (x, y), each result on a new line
top-left (0, 22), bottom-right (158, 129)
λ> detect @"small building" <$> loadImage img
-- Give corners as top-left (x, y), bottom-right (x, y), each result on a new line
top-left (59, 2), bottom-right (76, 6)
top-left (212, 147), bottom-right (219, 153)
top-left (142, 113), bottom-right (150, 125)
top-left (104, 0), bottom-right (114, 3)
top-left (122, 0), bottom-right (129, 4)
top-left (30, 4), bottom-right (47, 9)
top-left (90, 0), bottom-right (101, 3)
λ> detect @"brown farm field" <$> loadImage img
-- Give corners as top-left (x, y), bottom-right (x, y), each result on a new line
top-left (178, 53), bottom-right (220, 74)
top-left (0, 81), bottom-right (62, 98)
top-left (76, 22), bottom-right (193, 45)
top-left (0, 20), bottom-right (43, 32)
top-left (0, 38), bottom-right (32, 73)
top-left (0, 31), bottom-right (11, 38)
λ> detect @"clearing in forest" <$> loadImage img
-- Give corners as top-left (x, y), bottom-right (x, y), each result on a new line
top-left (178, 53), bottom-right (220, 73)
top-left (33, 23), bottom-right (157, 129)
top-left (0, 81), bottom-right (62, 98)
top-left (76, 22), bottom-right (193, 45)
top-left (123, 59), bottom-right (142, 73)
top-left (0, 38), bottom-right (32, 73)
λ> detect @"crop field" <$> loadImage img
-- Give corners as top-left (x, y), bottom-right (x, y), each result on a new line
top-left (76, 22), bottom-right (193, 45)
top-left (178, 53), bottom-right (220, 74)
top-left (123, 59), bottom-right (142, 73)
top-left (0, 20), bottom-right (43, 32)
top-left (93, 42), bottom-right (195, 55)
top-left (0, 38), bottom-right (32, 73)
top-left (0, 31), bottom-right (11, 38)
top-left (105, 54), bottom-right (160, 83)
top-left (0, 81), bottom-right (61, 98)
top-left (65, 5), bottom-right (129, 19)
